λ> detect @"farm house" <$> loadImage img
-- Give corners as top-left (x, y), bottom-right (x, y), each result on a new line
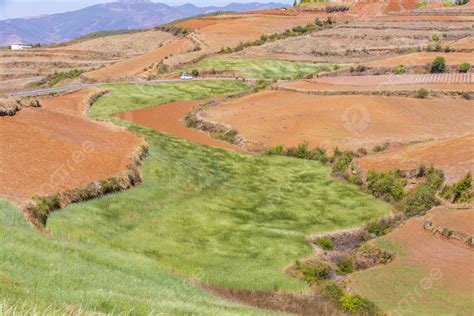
top-left (10, 44), bottom-right (32, 50)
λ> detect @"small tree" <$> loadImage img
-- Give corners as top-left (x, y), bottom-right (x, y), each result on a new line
top-left (430, 56), bottom-right (446, 73)
top-left (459, 62), bottom-right (470, 73)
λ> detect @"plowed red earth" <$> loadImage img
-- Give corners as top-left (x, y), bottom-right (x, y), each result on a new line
top-left (0, 90), bottom-right (141, 205)
top-left (114, 100), bottom-right (242, 151)
top-left (384, 216), bottom-right (474, 290)
top-left (355, 134), bottom-right (474, 184)
top-left (374, 15), bottom-right (474, 22)
top-left (279, 80), bottom-right (474, 92)
top-left (366, 52), bottom-right (474, 67)
top-left (84, 38), bottom-right (190, 81)
top-left (204, 90), bottom-right (474, 151)
top-left (430, 207), bottom-right (474, 236)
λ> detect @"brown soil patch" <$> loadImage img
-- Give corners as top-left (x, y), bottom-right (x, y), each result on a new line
top-left (0, 49), bottom-right (121, 92)
top-left (381, 217), bottom-right (473, 292)
top-left (114, 100), bottom-right (242, 152)
top-left (0, 90), bottom-right (141, 205)
top-left (201, 283), bottom-right (345, 316)
top-left (280, 79), bottom-right (474, 92)
top-left (204, 90), bottom-right (473, 151)
top-left (366, 52), bottom-right (474, 67)
top-left (451, 36), bottom-right (474, 50)
top-left (430, 207), bottom-right (474, 236)
top-left (355, 134), bottom-right (474, 184)
top-left (84, 38), bottom-right (190, 81)
top-left (51, 30), bottom-right (175, 58)
top-left (374, 15), bottom-right (474, 22)
top-left (312, 73), bottom-right (474, 86)
top-left (350, 215), bottom-right (474, 314)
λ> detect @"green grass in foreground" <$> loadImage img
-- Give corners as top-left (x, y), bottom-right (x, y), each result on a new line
top-left (180, 56), bottom-right (343, 79)
top-left (0, 200), bottom-right (264, 315)
top-left (48, 82), bottom-right (390, 292)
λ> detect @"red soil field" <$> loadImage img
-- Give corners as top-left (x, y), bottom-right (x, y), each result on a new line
top-left (204, 90), bottom-right (474, 151)
top-left (451, 36), bottom-right (474, 50)
top-left (374, 15), bottom-right (474, 22)
top-left (350, 215), bottom-right (474, 314)
top-left (379, 216), bottom-right (474, 292)
top-left (84, 38), bottom-right (190, 82)
top-left (0, 90), bottom-right (141, 205)
top-left (366, 52), bottom-right (474, 67)
top-left (355, 134), bottom-right (474, 184)
top-left (430, 207), bottom-right (474, 236)
top-left (114, 100), bottom-right (242, 152)
top-left (277, 78), bottom-right (474, 91)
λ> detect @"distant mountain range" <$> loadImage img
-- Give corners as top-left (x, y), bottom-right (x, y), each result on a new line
top-left (0, 0), bottom-right (287, 46)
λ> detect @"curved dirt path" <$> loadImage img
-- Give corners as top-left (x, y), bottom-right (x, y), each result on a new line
top-left (114, 99), bottom-right (243, 152)
top-left (0, 90), bottom-right (141, 205)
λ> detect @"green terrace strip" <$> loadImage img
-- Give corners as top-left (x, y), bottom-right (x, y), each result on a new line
top-left (47, 81), bottom-right (390, 293)
top-left (0, 200), bottom-right (266, 315)
top-left (88, 80), bottom-right (249, 119)
top-left (180, 57), bottom-right (343, 80)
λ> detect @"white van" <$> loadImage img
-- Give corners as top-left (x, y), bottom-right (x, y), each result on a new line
top-left (180, 74), bottom-right (193, 80)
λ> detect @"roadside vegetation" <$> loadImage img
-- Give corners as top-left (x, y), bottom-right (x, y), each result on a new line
top-left (47, 81), bottom-right (389, 295)
top-left (28, 69), bottom-right (85, 88)
top-left (180, 56), bottom-right (342, 80)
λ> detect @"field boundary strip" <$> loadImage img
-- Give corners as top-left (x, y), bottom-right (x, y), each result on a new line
top-left (313, 73), bottom-right (474, 86)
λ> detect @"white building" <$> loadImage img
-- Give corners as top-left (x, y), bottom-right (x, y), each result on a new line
top-left (11, 44), bottom-right (32, 51)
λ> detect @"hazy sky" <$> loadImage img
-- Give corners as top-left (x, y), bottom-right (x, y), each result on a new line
top-left (0, 0), bottom-right (292, 20)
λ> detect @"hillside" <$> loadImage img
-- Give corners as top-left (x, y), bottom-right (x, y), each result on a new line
top-left (0, 0), bottom-right (287, 46)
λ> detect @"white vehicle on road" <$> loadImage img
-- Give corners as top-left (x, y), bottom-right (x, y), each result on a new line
top-left (180, 74), bottom-right (193, 80)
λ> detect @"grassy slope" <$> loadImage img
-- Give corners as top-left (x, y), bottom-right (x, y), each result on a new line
top-left (48, 82), bottom-right (390, 292)
top-left (90, 80), bottom-right (249, 118)
top-left (0, 200), bottom-right (264, 315)
top-left (180, 57), bottom-right (342, 79)
top-left (349, 237), bottom-right (473, 316)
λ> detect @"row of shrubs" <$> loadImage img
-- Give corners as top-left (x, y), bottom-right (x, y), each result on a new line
top-left (29, 69), bottom-right (85, 88)
top-left (324, 5), bottom-right (350, 13)
top-left (220, 17), bottom-right (334, 54)
top-left (155, 26), bottom-right (190, 36)
top-left (295, 258), bottom-right (382, 314)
